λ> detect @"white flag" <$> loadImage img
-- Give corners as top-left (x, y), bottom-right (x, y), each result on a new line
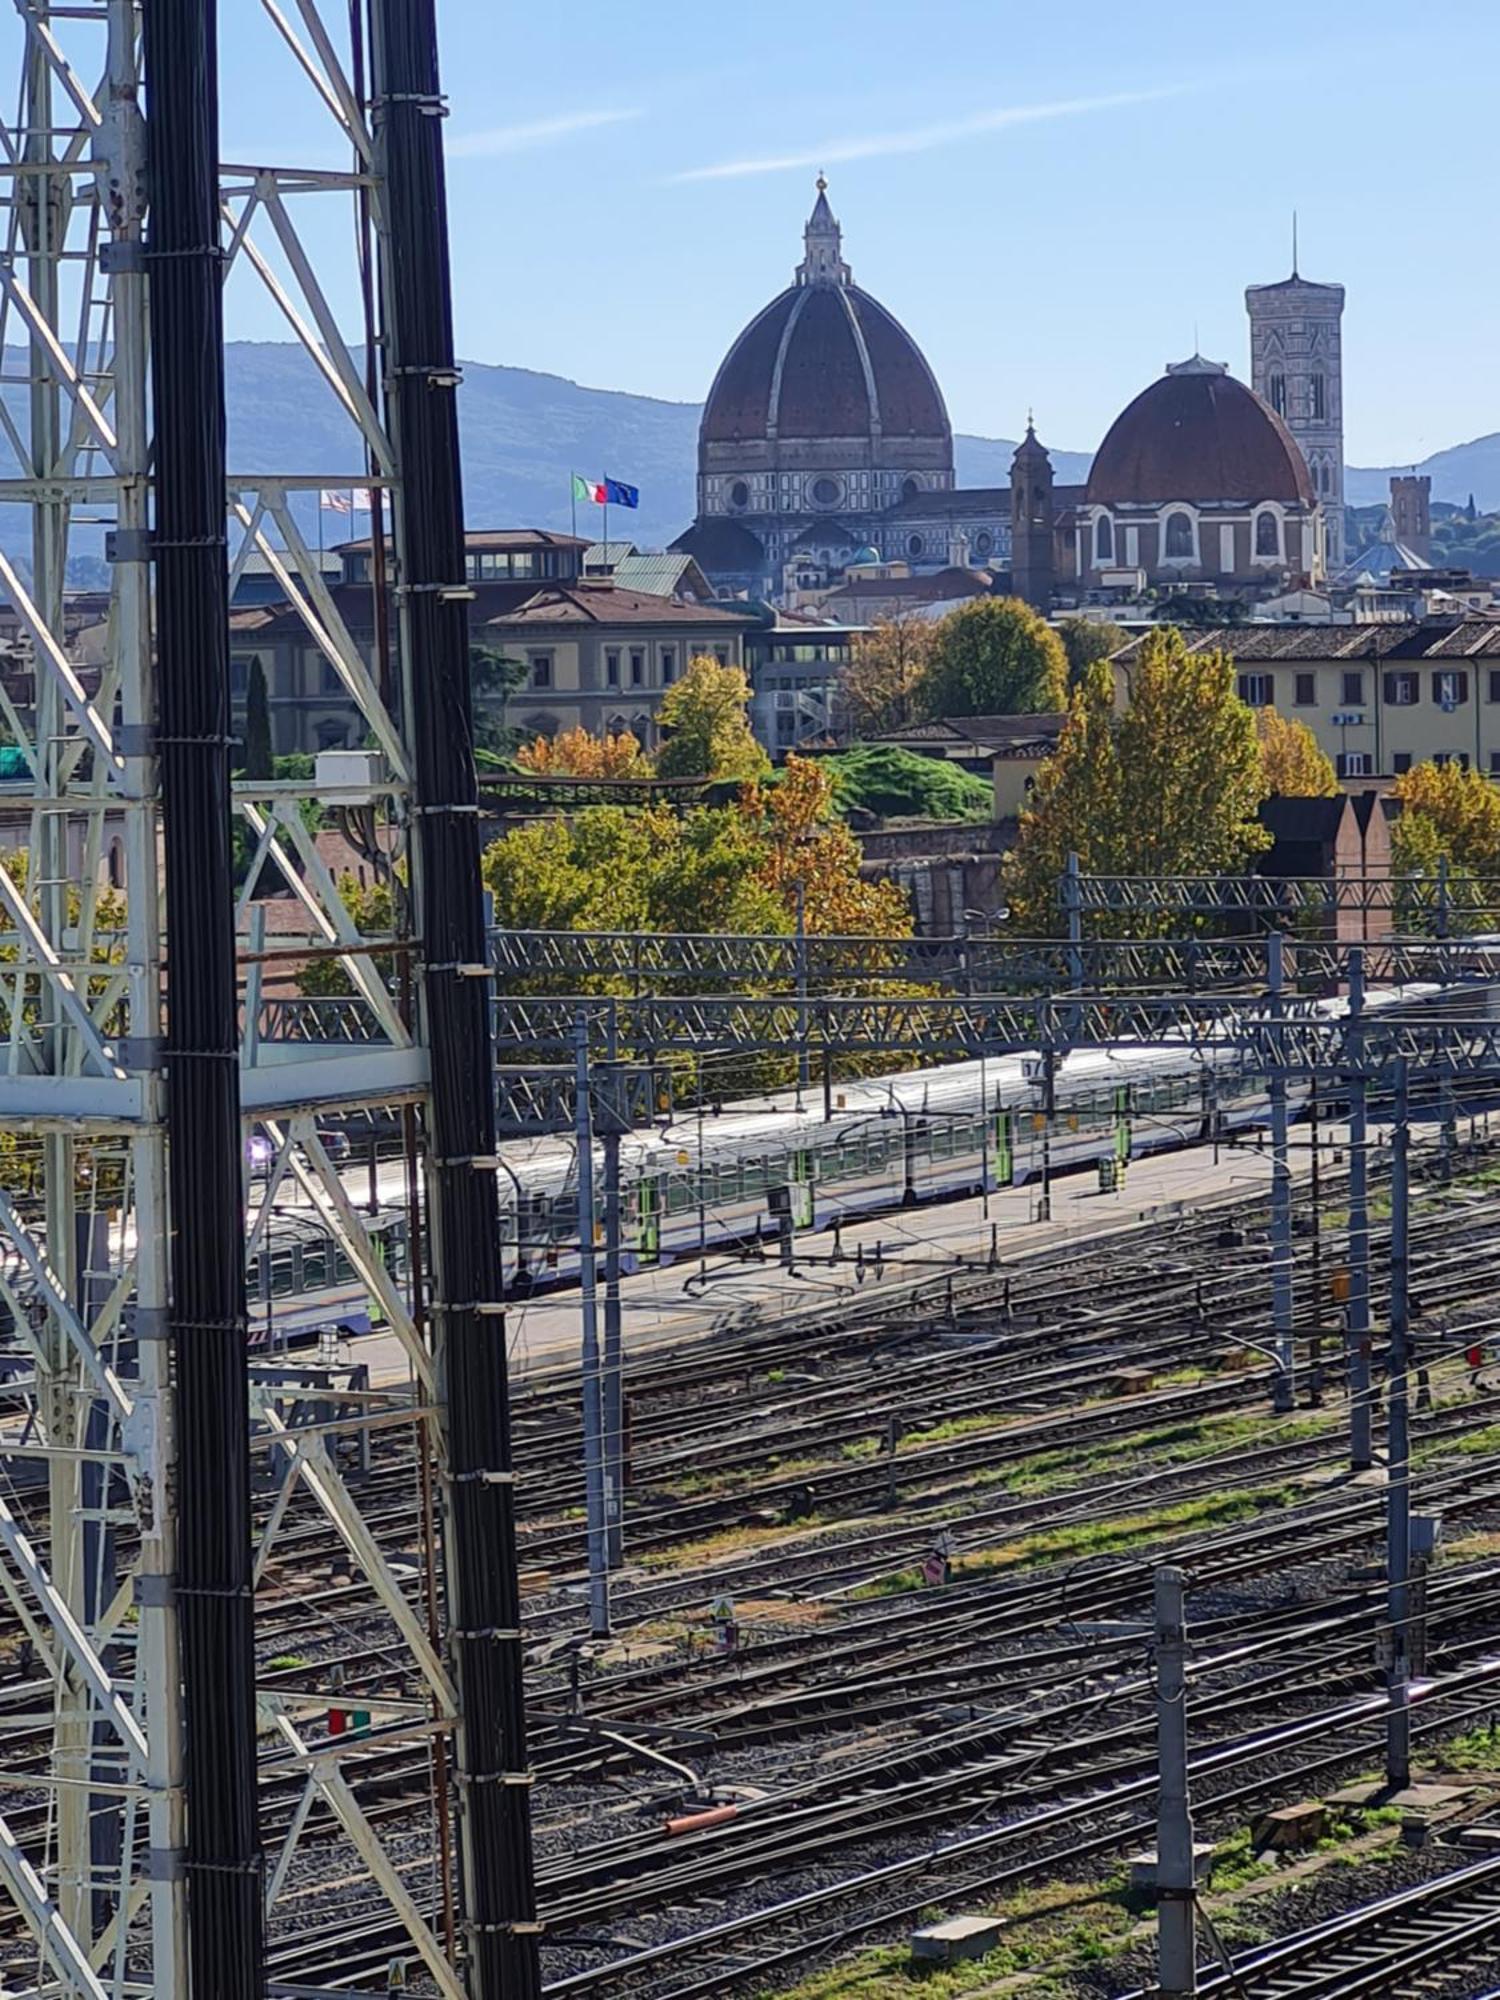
top-left (320, 489), bottom-right (353, 514)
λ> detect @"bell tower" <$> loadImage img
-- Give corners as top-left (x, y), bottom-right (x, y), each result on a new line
top-left (1010, 419), bottom-right (1055, 612)
top-left (1246, 238), bottom-right (1346, 565)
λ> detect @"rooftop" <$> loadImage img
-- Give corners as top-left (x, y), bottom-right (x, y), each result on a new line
top-left (1110, 617), bottom-right (1500, 664)
top-left (487, 583), bottom-right (759, 630)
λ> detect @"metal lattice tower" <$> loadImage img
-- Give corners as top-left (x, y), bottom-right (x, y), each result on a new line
top-left (0, 3), bottom-right (537, 1994)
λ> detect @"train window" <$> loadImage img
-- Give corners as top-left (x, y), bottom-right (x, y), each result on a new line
top-left (301, 1243), bottom-right (328, 1290)
top-left (333, 1247), bottom-right (354, 1283)
top-left (270, 1250), bottom-right (297, 1297)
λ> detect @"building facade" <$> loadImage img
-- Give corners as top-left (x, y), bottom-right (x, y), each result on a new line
top-left (485, 583), bottom-right (758, 747)
top-left (1245, 267), bottom-right (1346, 567)
top-left (1112, 619), bottom-right (1500, 780)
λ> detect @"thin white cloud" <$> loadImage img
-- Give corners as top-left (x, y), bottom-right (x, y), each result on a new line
top-left (670, 87), bottom-right (1188, 182)
top-left (449, 108), bottom-right (642, 159)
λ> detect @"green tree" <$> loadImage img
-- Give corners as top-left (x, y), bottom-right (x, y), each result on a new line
top-left (654, 656), bottom-right (769, 783)
top-left (243, 655), bottom-right (273, 779)
top-left (917, 596), bottom-right (1068, 719)
top-left (1004, 631), bottom-right (1269, 932)
top-left (471, 642), bottom-right (528, 757)
top-left (1055, 615), bottom-right (1128, 689)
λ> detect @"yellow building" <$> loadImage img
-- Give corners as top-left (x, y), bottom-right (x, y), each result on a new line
top-left (1112, 619), bottom-right (1500, 779)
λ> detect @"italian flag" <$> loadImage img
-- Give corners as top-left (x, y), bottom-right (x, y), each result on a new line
top-left (572, 474), bottom-right (607, 505)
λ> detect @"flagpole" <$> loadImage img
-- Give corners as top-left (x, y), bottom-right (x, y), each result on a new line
top-left (602, 472), bottom-right (607, 574)
top-left (571, 475), bottom-right (577, 545)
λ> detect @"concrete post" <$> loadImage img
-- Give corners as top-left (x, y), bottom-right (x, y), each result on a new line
top-left (1268, 932), bottom-right (1294, 1412)
top-left (1387, 1058), bottom-right (1411, 1792)
top-left (601, 1017), bottom-right (624, 1568)
top-left (1154, 1566), bottom-right (1197, 1999)
top-left (574, 1015), bottom-right (611, 1637)
top-left (1345, 950), bottom-right (1374, 1470)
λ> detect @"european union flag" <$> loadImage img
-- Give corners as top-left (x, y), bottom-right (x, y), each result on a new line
top-left (604, 477), bottom-right (639, 509)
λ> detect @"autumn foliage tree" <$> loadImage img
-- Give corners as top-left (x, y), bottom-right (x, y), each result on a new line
top-left (917, 596), bottom-right (1068, 720)
top-left (515, 726), bottom-right (648, 778)
top-left (1256, 707), bottom-right (1338, 796)
top-left (653, 656), bottom-right (769, 782)
top-left (838, 613), bottom-right (936, 734)
top-left (1391, 758), bottom-right (1500, 925)
top-left (1004, 630), bottom-right (1270, 932)
top-left (739, 754), bottom-right (912, 938)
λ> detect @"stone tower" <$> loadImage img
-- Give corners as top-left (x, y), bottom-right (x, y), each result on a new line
top-left (796, 174), bottom-right (850, 288)
top-left (1390, 474), bottom-right (1432, 562)
top-left (1246, 251), bottom-right (1346, 566)
top-left (1010, 420), bottom-right (1055, 611)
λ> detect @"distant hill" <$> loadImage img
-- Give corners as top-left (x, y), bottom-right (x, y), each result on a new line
top-left (3, 342), bottom-right (1495, 570)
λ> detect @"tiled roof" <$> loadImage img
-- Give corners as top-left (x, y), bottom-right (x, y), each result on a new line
top-left (332, 528), bottom-right (588, 555)
top-left (1111, 618), bottom-right (1500, 664)
top-left (487, 583), bottom-right (758, 630)
top-left (1088, 367), bottom-right (1315, 508)
top-left (880, 486), bottom-right (1013, 521)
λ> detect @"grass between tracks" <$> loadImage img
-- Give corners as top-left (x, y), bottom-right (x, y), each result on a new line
top-left (762, 1805), bottom-right (1414, 2000)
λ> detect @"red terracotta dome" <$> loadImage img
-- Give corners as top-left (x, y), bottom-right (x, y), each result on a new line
top-left (1086, 359), bottom-right (1315, 508)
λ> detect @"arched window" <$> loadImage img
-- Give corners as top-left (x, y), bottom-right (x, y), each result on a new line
top-left (902, 476), bottom-right (920, 502)
top-left (729, 480), bottom-right (749, 509)
top-left (1255, 511), bottom-right (1280, 558)
top-left (1310, 374), bottom-right (1327, 421)
top-left (1321, 463), bottom-right (1331, 494)
top-left (1094, 514), bottom-right (1114, 562)
top-left (1268, 372), bottom-right (1286, 417)
top-left (1164, 512), bottom-right (1194, 560)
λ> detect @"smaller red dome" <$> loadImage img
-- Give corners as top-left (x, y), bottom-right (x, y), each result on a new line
top-left (1087, 361), bottom-right (1315, 508)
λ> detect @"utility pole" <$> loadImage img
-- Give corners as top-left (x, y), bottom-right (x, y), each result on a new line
top-left (1345, 951), bottom-right (1374, 1470)
top-left (1268, 931), bottom-right (1295, 1412)
top-left (602, 1006), bottom-right (625, 1567)
top-left (1154, 1566), bottom-right (1197, 2000)
top-left (574, 1016), bottom-right (611, 1637)
top-left (1386, 1057), bottom-right (1412, 1793)
top-left (795, 876), bottom-right (809, 1107)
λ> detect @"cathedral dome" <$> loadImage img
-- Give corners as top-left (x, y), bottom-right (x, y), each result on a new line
top-left (1086, 356), bottom-right (1315, 508)
top-left (700, 181), bottom-right (950, 452)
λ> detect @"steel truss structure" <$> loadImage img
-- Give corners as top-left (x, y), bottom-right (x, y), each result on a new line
top-left (0, 4), bottom-right (535, 1996)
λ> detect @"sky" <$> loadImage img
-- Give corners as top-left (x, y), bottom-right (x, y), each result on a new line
top-left (124, 3), bottom-right (1500, 465)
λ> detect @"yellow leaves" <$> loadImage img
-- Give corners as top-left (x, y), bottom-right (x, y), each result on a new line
top-left (1004, 632), bottom-right (1270, 934)
top-left (839, 615), bottom-right (936, 734)
top-left (654, 656), bottom-right (769, 783)
top-left (1256, 707), bottom-right (1338, 796)
top-left (741, 755), bottom-right (912, 940)
top-left (515, 726), bottom-right (649, 779)
top-left (1393, 759), bottom-right (1500, 876)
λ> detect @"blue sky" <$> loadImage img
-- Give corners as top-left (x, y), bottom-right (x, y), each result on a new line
top-left (219, 1), bottom-right (1492, 465)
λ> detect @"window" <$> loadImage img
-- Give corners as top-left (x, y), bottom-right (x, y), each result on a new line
top-left (713, 648), bottom-right (729, 666)
top-left (902, 476), bottom-right (920, 502)
top-left (1394, 752), bottom-right (1413, 775)
top-left (1490, 751), bottom-right (1500, 775)
top-left (1337, 751), bottom-right (1373, 778)
top-left (1433, 669), bottom-right (1469, 708)
top-left (1310, 374), bottom-right (1327, 421)
top-left (1488, 670), bottom-right (1500, 704)
top-left (629, 648), bottom-right (646, 687)
top-left (1255, 511), bottom-right (1280, 558)
top-left (811, 475), bottom-right (841, 506)
top-left (528, 653), bottom-right (552, 689)
top-left (1294, 673), bottom-right (1316, 707)
top-left (1268, 372), bottom-right (1286, 416)
top-left (1341, 670), bottom-right (1365, 705)
top-left (605, 648), bottom-right (620, 687)
top-left (230, 654), bottom-right (253, 697)
top-left (1095, 514), bottom-right (1113, 562)
top-left (729, 480), bottom-right (749, 509)
top-left (1434, 752), bottom-right (1453, 768)
top-left (907, 534), bottom-right (924, 557)
top-left (1384, 671), bottom-right (1418, 707)
top-left (973, 530), bottom-right (993, 558)
top-left (660, 646), bottom-right (677, 684)
top-left (1237, 672), bottom-right (1274, 707)
top-left (1163, 511), bottom-right (1194, 559)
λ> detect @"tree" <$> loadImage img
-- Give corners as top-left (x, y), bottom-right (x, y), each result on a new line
top-left (1055, 615), bottom-right (1127, 689)
top-left (471, 642), bottom-right (528, 757)
top-left (820, 742), bottom-right (991, 822)
top-left (1256, 707), bottom-right (1338, 796)
top-left (515, 726), bottom-right (648, 778)
top-left (1004, 631), bottom-right (1270, 932)
top-left (653, 656), bottom-right (769, 783)
top-left (917, 596), bottom-right (1067, 719)
top-left (243, 655), bottom-right (273, 779)
top-left (838, 614), bottom-right (936, 734)
top-left (1391, 760), bottom-right (1500, 926)
top-left (740, 754), bottom-right (912, 938)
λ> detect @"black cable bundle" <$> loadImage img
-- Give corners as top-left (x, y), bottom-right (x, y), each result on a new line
top-left (368, 4), bottom-right (541, 1993)
top-left (141, 0), bottom-right (265, 1988)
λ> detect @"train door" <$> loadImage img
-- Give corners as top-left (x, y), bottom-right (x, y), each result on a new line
top-left (1114, 1085), bottom-right (1132, 1165)
top-left (637, 1176), bottom-right (662, 1265)
top-left (792, 1149), bottom-right (815, 1228)
top-left (994, 1109), bottom-right (1014, 1186)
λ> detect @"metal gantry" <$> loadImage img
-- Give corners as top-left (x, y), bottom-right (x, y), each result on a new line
top-left (0, 4), bottom-right (536, 1996)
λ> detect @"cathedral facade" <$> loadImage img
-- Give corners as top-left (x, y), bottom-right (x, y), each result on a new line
top-left (674, 183), bottom-right (1339, 614)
